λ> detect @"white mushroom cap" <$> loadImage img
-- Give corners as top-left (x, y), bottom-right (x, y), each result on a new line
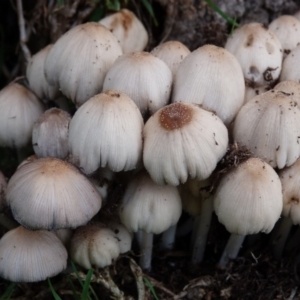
top-left (7, 157), bottom-right (102, 230)
top-left (32, 108), bottom-right (71, 159)
top-left (143, 102), bottom-right (228, 186)
top-left (279, 159), bottom-right (300, 224)
top-left (0, 83), bottom-right (44, 148)
top-left (244, 85), bottom-right (270, 103)
top-left (233, 90), bottom-right (300, 169)
top-left (172, 44), bottom-right (245, 125)
top-left (119, 171), bottom-right (182, 234)
top-left (103, 51), bottom-right (172, 115)
top-left (44, 22), bottom-right (122, 107)
top-left (269, 15), bottom-right (300, 56)
top-left (225, 23), bottom-right (283, 87)
top-left (68, 90), bottom-right (143, 174)
top-left (0, 226), bottom-right (67, 282)
top-left (55, 228), bottom-right (73, 248)
top-left (274, 80), bottom-right (300, 98)
top-left (151, 41), bottom-right (190, 77)
top-left (26, 45), bottom-right (61, 102)
top-left (0, 171), bottom-right (7, 211)
top-left (99, 9), bottom-right (148, 54)
top-left (214, 158), bottom-right (283, 235)
top-left (70, 223), bottom-right (120, 269)
top-left (280, 45), bottom-right (300, 83)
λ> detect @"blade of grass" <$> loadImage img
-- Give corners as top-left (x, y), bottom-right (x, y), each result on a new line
top-left (204, 0), bottom-right (239, 28)
top-left (81, 269), bottom-right (94, 300)
top-left (48, 278), bottom-right (62, 300)
top-left (141, 0), bottom-right (158, 26)
top-left (105, 0), bottom-right (121, 11)
top-left (56, 0), bottom-right (64, 6)
top-left (88, 5), bottom-right (105, 21)
top-left (143, 277), bottom-right (159, 300)
top-left (67, 276), bottom-right (80, 300)
top-left (0, 282), bottom-right (16, 300)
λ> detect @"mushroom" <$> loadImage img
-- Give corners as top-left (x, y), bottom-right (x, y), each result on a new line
top-left (7, 157), bottom-right (102, 230)
top-left (119, 171), bottom-right (182, 270)
top-left (269, 15), bottom-right (300, 57)
top-left (151, 41), bottom-right (190, 77)
top-left (103, 51), bottom-right (172, 116)
top-left (233, 89), bottom-right (300, 169)
top-left (280, 45), bottom-right (300, 83)
top-left (214, 158), bottom-right (283, 267)
top-left (68, 90), bottom-right (143, 175)
top-left (225, 23), bottom-right (282, 88)
top-left (99, 9), bottom-right (148, 54)
top-left (32, 108), bottom-right (71, 159)
top-left (274, 80), bottom-right (300, 97)
top-left (143, 102), bottom-right (228, 186)
top-left (0, 226), bottom-right (67, 282)
top-left (44, 22), bottom-right (122, 107)
top-left (172, 44), bottom-right (245, 125)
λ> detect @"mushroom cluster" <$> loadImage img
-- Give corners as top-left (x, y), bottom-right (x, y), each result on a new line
top-left (1, 6), bottom-right (300, 289)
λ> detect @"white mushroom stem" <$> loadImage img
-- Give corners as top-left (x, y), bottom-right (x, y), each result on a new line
top-left (139, 231), bottom-right (153, 271)
top-left (160, 224), bottom-right (177, 250)
top-left (218, 233), bottom-right (245, 268)
top-left (135, 230), bottom-right (143, 248)
top-left (272, 217), bottom-right (293, 259)
top-left (191, 196), bottom-right (214, 264)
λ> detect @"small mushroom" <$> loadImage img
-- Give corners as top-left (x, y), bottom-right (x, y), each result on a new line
top-left (280, 45), bottom-right (300, 83)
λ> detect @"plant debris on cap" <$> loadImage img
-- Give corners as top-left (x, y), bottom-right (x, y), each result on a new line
top-left (143, 102), bottom-right (228, 186)
top-left (0, 226), bottom-right (67, 282)
top-left (7, 157), bottom-right (102, 230)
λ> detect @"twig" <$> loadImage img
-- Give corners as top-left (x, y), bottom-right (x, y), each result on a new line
top-left (16, 0), bottom-right (31, 63)
top-left (129, 258), bottom-right (146, 300)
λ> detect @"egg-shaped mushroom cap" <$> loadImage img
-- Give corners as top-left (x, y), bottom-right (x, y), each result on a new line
top-left (32, 108), bottom-right (71, 159)
top-left (103, 51), bottom-right (172, 115)
top-left (233, 90), bottom-right (300, 169)
top-left (0, 171), bottom-right (7, 211)
top-left (0, 83), bottom-right (44, 148)
top-left (214, 158), bottom-right (283, 235)
top-left (44, 22), bottom-right (122, 107)
top-left (7, 157), bottom-right (102, 230)
top-left (99, 9), bottom-right (148, 54)
top-left (119, 171), bottom-right (182, 234)
top-left (225, 23), bottom-right (282, 86)
top-left (280, 46), bottom-right (300, 83)
top-left (70, 223), bottom-right (120, 269)
top-left (68, 90), bottom-right (144, 174)
top-left (269, 15), bottom-right (300, 56)
top-left (0, 226), bottom-right (67, 282)
top-left (279, 159), bottom-right (300, 224)
top-left (172, 44), bottom-right (245, 125)
top-left (274, 80), bottom-right (300, 99)
top-left (26, 45), bottom-right (60, 102)
top-left (151, 41), bottom-right (190, 77)
top-left (143, 102), bottom-right (228, 186)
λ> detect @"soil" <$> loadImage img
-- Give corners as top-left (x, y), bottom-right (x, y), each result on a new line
top-left (1, 1), bottom-right (300, 299)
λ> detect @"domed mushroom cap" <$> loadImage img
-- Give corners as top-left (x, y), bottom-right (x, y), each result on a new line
top-left (280, 46), bottom-right (300, 83)
top-left (279, 159), bottom-right (300, 224)
top-left (44, 22), bottom-right (122, 107)
top-left (233, 90), bottom-right (300, 169)
top-left (269, 15), bottom-right (300, 56)
top-left (70, 223), bottom-right (120, 269)
top-left (0, 171), bottom-right (7, 211)
top-left (99, 9), bottom-right (148, 54)
top-left (26, 45), bottom-right (61, 102)
top-left (103, 51), bottom-right (172, 115)
top-left (143, 102), bottom-right (228, 186)
top-left (119, 171), bottom-right (182, 234)
top-left (225, 23), bottom-right (283, 87)
top-left (172, 44), bottom-right (245, 125)
top-left (0, 226), bottom-right (67, 282)
top-left (214, 158), bottom-right (283, 235)
top-left (151, 41), bottom-right (190, 77)
top-left (244, 85), bottom-right (269, 103)
top-left (7, 157), bottom-right (102, 230)
top-left (274, 80), bottom-right (300, 98)
top-left (32, 108), bottom-right (71, 159)
top-left (0, 83), bottom-right (44, 148)
top-left (68, 90), bottom-right (143, 174)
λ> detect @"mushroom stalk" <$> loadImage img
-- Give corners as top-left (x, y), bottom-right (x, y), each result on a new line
top-left (139, 231), bottom-right (153, 271)
top-left (160, 224), bottom-right (177, 250)
top-left (191, 196), bottom-right (214, 264)
top-left (218, 233), bottom-right (245, 268)
top-left (272, 217), bottom-right (293, 259)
